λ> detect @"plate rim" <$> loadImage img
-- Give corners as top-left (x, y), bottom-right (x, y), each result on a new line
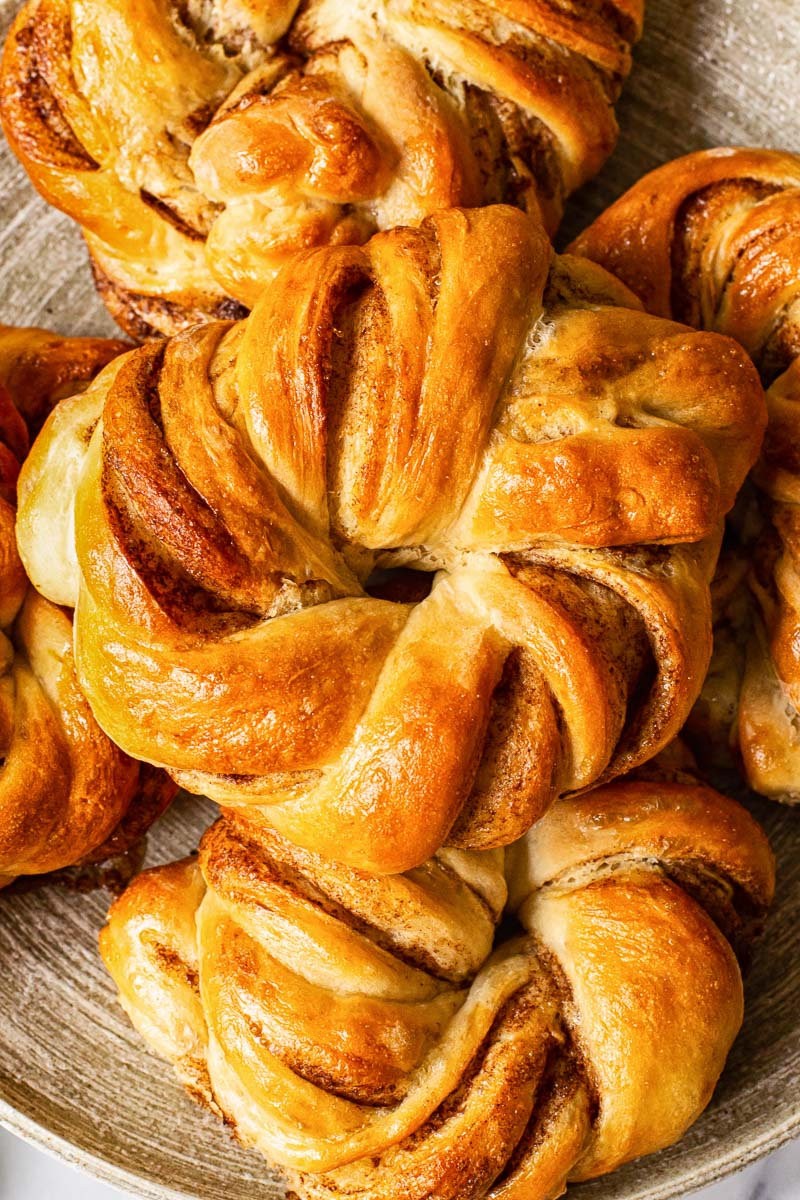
top-left (2, 1085), bottom-right (799, 1200)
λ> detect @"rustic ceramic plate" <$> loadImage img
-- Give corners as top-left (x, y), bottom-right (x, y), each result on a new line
top-left (0, 0), bottom-right (799, 1197)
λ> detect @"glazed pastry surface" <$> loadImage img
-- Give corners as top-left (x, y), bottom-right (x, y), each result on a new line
top-left (1, 0), bottom-right (643, 334)
top-left (100, 775), bottom-right (775, 1199)
top-left (17, 206), bottom-right (767, 871)
top-left (0, 325), bottom-right (175, 885)
top-left (571, 147), bottom-right (800, 802)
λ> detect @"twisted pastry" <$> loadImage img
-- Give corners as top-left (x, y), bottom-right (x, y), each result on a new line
top-left (0, 325), bottom-right (176, 885)
top-left (570, 147), bottom-right (800, 801)
top-left (1, 0), bottom-right (643, 336)
top-left (17, 206), bottom-right (766, 872)
top-left (100, 773), bottom-right (774, 1199)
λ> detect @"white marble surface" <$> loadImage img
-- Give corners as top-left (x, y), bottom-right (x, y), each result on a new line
top-left (0, 1126), bottom-right (798, 1200)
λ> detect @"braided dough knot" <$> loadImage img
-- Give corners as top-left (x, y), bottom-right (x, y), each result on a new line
top-left (1, 0), bottom-right (644, 333)
top-left (0, 326), bottom-right (175, 884)
top-left (570, 147), bottom-right (800, 801)
top-left (19, 207), bottom-right (766, 871)
top-left (100, 776), bottom-right (774, 1199)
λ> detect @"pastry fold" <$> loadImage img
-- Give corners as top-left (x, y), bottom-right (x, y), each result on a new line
top-left (16, 206), bottom-right (767, 871)
top-left (571, 147), bottom-right (800, 802)
top-left (0, 324), bottom-right (176, 885)
top-left (100, 773), bottom-right (775, 1199)
top-left (2, 0), bottom-right (643, 334)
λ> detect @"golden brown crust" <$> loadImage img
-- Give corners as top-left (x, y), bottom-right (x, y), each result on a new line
top-left (100, 776), bottom-right (774, 1198)
top-left (0, 381), bottom-right (29, 629)
top-left (0, 324), bottom-right (122, 633)
top-left (18, 207), bottom-right (766, 871)
top-left (0, 325), bottom-right (176, 885)
top-left (1, 0), bottom-right (643, 335)
top-left (569, 147), bottom-right (800, 339)
top-left (88, 258), bottom-right (249, 344)
top-left (0, 322), bottom-right (128, 432)
top-left (570, 147), bottom-right (800, 802)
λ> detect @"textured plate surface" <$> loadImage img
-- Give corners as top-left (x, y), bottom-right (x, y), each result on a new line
top-left (0, 1), bottom-right (799, 1197)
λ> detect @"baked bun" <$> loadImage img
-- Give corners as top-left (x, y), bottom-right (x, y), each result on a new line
top-left (99, 773), bottom-right (774, 1199)
top-left (0, 325), bottom-right (176, 885)
top-left (571, 147), bottom-right (800, 802)
top-left (17, 207), bottom-right (766, 871)
top-left (1, 0), bottom-right (643, 335)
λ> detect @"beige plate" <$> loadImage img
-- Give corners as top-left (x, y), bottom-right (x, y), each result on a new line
top-left (1, 0), bottom-right (799, 1196)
